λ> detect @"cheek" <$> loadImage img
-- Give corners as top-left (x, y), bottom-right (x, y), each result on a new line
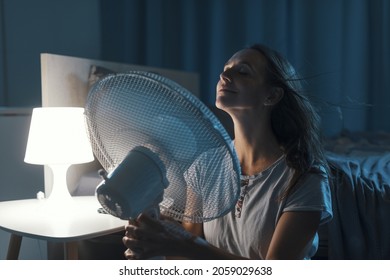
top-left (216, 80), bottom-right (222, 92)
top-left (248, 85), bottom-right (270, 102)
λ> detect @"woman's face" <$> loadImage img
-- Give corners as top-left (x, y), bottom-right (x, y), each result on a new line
top-left (216, 49), bottom-right (272, 113)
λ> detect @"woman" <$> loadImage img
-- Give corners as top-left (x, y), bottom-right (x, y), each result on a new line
top-left (122, 44), bottom-right (333, 260)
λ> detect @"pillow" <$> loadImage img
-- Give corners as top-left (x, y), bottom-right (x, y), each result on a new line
top-left (324, 130), bottom-right (390, 156)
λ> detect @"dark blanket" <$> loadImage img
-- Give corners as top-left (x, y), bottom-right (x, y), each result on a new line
top-left (326, 152), bottom-right (390, 259)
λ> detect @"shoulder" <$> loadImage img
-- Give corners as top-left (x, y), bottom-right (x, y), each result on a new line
top-left (284, 162), bottom-right (333, 224)
top-left (298, 162), bottom-right (330, 194)
top-left (301, 161), bottom-right (329, 183)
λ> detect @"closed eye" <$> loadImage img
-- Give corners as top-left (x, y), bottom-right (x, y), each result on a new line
top-left (238, 68), bottom-right (249, 75)
top-left (236, 63), bottom-right (252, 74)
top-left (223, 64), bottom-right (252, 76)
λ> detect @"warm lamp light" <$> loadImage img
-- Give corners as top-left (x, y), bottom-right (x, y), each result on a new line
top-left (24, 107), bottom-right (94, 201)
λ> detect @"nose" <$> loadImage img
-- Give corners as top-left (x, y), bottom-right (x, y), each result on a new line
top-left (219, 69), bottom-right (232, 84)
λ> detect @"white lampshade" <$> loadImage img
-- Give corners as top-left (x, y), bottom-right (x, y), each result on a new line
top-left (25, 107), bottom-right (94, 165)
top-left (24, 107), bottom-right (94, 201)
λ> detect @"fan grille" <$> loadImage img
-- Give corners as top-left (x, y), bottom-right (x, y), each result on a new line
top-left (85, 71), bottom-right (240, 222)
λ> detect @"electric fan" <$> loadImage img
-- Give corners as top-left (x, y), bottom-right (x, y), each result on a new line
top-left (84, 71), bottom-right (241, 224)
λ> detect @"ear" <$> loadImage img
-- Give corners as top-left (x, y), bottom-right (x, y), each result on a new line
top-left (264, 87), bottom-right (284, 106)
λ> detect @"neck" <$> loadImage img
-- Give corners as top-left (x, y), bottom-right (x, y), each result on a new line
top-left (232, 116), bottom-right (283, 176)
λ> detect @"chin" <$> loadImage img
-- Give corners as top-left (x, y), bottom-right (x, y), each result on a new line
top-left (215, 99), bottom-right (225, 111)
top-left (216, 97), bottom-right (233, 111)
top-left (215, 100), bottom-right (222, 109)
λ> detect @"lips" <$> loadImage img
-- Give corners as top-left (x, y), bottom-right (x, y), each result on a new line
top-left (218, 87), bottom-right (237, 94)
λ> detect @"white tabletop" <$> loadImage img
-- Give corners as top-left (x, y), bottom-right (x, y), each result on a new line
top-left (0, 196), bottom-right (126, 242)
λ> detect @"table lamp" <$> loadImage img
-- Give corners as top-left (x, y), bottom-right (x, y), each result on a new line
top-left (24, 107), bottom-right (94, 201)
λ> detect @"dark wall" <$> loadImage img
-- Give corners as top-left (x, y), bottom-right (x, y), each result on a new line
top-left (0, 0), bottom-right (101, 107)
top-left (0, 0), bottom-right (389, 136)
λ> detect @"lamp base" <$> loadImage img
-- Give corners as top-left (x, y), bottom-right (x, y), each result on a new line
top-left (46, 164), bottom-right (73, 202)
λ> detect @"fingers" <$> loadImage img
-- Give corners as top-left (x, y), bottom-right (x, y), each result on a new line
top-left (123, 235), bottom-right (165, 260)
top-left (129, 213), bottom-right (192, 240)
top-left (125, 222), bottom-right (164, 241)
top-left (124, 248), bottom-right (140, 260)
top-left (123, 236), bottom-right (143, 259)
top-left (137, 213), bottom-right (166, 232)
top-left (122, 213), bottom-right (188, 259)
top-left (123, 216), bottom-right (165, 260)
top-left (125, 223), bottom-right (141, 239)
top-left (128, 218), bottom-right (138, 226)
top-left (159, 213), bottom-right (178, 222)
top-left (124, 214), bottom-right (164, 233)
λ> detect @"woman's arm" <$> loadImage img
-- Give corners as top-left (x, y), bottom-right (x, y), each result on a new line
top-left (122, 214), bottom-right (247, 260)
top-left (265, 211), bottom-right (321, 259)
top-left (182, 222), bottom-right (203, 237)
top-left (122, 211), bottom-right (321, 260)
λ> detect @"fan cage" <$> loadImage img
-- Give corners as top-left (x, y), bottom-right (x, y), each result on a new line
top-left (85, 71), bottom-right (241, 223)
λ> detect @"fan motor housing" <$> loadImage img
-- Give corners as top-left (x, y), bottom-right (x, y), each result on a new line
top-left (96, 146), bottom-right (169, 220)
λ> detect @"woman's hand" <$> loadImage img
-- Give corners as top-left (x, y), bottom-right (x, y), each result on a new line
top-left (123, 213), bottom-right (245, 260)
top-left (122, 213), bottom-right (197, 259)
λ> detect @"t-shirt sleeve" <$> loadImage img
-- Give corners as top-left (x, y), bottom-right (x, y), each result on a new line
top-left (283, 170), bottom-right (333, 225)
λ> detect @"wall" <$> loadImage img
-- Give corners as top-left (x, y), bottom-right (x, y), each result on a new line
top-left (0, 109), bottom-right (46, 259)
top-left (0, 0), bottom-right (101, 259)
top-left (0, 0), bottom-right (102, 107)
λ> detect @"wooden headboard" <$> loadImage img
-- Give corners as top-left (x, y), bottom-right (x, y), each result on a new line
top-left (40, 53), bottom-right (200, 196)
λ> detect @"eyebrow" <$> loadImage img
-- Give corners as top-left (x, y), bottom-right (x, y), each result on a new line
top-left (224, 60), bottom-right (255, 71)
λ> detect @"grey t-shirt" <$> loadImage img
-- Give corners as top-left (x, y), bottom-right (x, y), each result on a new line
top-left (203, 156), bottom-right (333, 259)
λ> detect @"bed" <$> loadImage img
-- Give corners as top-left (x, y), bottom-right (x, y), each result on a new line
top-left (319, 130), bottom-right (390, 259)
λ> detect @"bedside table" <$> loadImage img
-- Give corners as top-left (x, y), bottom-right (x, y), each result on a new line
top-left (0, 196), bottom-right (126, 259)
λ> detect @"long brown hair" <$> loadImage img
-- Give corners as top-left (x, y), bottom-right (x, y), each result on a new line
top-left (248, 44), bottom-right (329, 197)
